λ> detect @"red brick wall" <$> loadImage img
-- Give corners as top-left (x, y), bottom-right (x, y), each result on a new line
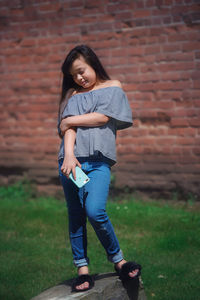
top-left (0, 0), bottom-right (200, 198)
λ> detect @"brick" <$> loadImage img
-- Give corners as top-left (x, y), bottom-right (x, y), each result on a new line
top-left (170, 118), bottom-right (189, 127)
top-left (133, 10), bottom-right (151, 18)
top-left (123, 83), bottom-right (138, 91)
top-left (148, 127), bottom-right (168, 136)
top-left (168, 128), bottom-right (197, 137)
top-left (195, 51), bottom-right (200, 59)
top-left (151, 17), bottom-right (162, 25)
top-left (176, 137), bottom-right (196, 146)
top-left (119, 154), bottom-right (140, 162)
top-left (144, 45), bottom-right (160, 55)
top-left (154, 146), bottom-right (172, 155)
top-left (39, 3), bottom-right (61, 12)
top-left (114, 11), bottom-right (132, 21)
top-left (125, 56), bottom-right (143, 65)
top-left (158, 52), bottom-right (193, 63)
top-left (193, 99), bottom-right (200, 107)
top-left (127, 47), bottom-right (144, 56)
top-left (167, 33), bottom-right (187, 43)
top-left (192, 147), bottom-right (200, 155)
top-left (69, 0), bottom-right (83, 9)
top-left (135, 18), bottom-right (151, 27)
top-left (145, 35), bottom-right (158, 44)
top-left (156, 137), bottom-right (176, 146)
top-left (109, 56), bottom-right (128, 66)
top-left (182, 42), bottom-right (200, 53)
top-left (162, 44), bottom-right (182, 53)
top-left (146, 0), bottom-right (156, 7)
top-left (193, 80), bottom-right (200, 89)
top-left (188, 118), bottom-right (200, 127)
top-left (159, 62), bottom-right (194, 72)
top-left (152, 7), bottom-right (170, 16)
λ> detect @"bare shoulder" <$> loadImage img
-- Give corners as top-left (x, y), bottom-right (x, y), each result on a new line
top-left (107, 80), bottom-right (122, 88)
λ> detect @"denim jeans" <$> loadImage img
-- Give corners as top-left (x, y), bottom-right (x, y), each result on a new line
top-left (59, 159), bottom-right (123, 267)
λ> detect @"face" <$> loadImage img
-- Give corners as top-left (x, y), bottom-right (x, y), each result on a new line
top-left (70, 55), bottom-right (97, 89)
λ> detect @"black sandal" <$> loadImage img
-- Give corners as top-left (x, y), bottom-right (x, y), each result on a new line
top-left (72, 274), bottom-right (94, 292)
top-left (115, 261), bottom-right (142, 282)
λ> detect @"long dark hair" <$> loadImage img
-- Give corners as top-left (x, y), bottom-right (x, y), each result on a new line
top-left (59, 45), bottom-right (110, 111)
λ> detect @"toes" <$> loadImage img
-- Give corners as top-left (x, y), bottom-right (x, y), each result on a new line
top-left (76, 281), bottom-right (89, 290)
top-left (84, 282), bottom-right (89, 289)
top-left (76, 283), bottom-right (83, 290)
top-left (75, 284), bottom-right (81, 290)
top-left (128, 269), bottom-right (139, 278)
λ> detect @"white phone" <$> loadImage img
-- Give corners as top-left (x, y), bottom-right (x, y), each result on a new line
top-left (69, 166), bottom-right (90, 188)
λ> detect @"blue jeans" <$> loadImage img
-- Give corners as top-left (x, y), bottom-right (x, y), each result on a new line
top-left (59, 159), bottom-right (123, 267)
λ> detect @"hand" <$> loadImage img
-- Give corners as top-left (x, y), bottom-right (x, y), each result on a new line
top-left (60, 118), bottom-right (71, 136)
top-left (61, 154), bottom-right (81, 180)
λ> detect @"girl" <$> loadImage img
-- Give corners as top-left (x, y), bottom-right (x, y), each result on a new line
top-left (58, 45), bottom-right (141, 292)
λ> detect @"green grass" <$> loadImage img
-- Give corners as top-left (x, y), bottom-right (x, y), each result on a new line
top-left (0, 183), bottom-right (200, 300)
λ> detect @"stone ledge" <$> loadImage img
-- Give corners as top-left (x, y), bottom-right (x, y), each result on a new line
top-left (31, 272), bottom-right (147, 300)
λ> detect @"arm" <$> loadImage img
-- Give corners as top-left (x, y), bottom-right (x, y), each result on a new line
top-left (60, 112), bottom-right (110, 135)
top-left (61, 127), bottom-right (81, 179)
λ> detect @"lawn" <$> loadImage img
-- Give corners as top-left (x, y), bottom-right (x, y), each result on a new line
top-left (0, 182), bottom-right (200, 300)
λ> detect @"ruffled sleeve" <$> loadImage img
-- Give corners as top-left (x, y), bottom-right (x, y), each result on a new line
top-left (57, 95), bottom-right (79, 138)
top-left (61, 96), bottom-right (80, 119)
top-left (94, 87), bottom-right (133, 130)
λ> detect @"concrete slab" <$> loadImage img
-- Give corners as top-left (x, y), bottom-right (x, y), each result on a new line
top-left (31, 272), bottom-right (147, 300)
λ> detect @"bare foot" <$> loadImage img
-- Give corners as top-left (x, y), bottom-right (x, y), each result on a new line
top-left (115, 259), bottom-right (139, 278)
top-left (76, 266), bottom-right (89, 291)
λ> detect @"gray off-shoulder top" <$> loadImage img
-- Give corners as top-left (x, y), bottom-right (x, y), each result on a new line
top-left (58, 86), bottom-right (133, 166)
